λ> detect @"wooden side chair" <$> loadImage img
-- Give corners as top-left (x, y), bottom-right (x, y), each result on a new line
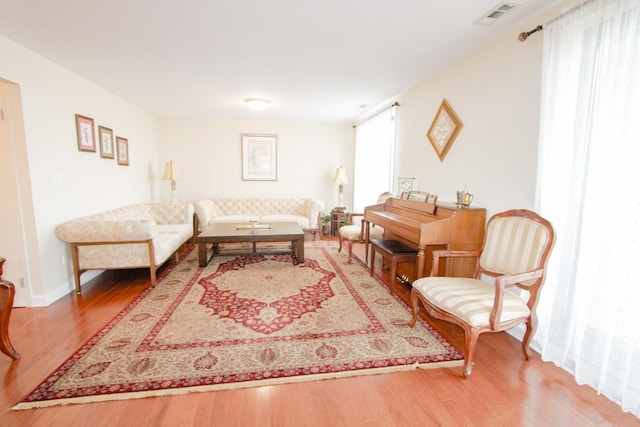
top-left (0, 257), bottom-right (20, 360)
top-left (338, 192), bottom-right (392, 263)
top-left (409, 209), bottom-right (555, 377)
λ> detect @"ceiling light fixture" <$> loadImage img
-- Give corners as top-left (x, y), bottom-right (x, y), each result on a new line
top-left (245, 98), bottom-right (271, 111)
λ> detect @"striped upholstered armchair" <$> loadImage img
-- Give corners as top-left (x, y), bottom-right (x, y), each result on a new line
top-left (409, 209), bottom-right (555, 378)
top-left (337, 192), bottom-right (393, 264)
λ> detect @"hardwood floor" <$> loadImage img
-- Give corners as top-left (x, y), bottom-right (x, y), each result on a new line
top-left (1, 236), bottom-right (637, 426)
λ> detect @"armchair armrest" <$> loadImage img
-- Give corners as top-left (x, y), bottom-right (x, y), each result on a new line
top-left (488, 269), bottom-right (544, 329)
top-left (429, 249), bottom-right (482, 277)
top-left (348, 212), bottom-right (363, 224)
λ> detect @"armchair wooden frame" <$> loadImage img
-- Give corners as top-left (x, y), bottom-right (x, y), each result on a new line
top-left (408, 209), bottom-right (555, 377)
top-left (0, 257), bottom-right (20, 360)
top-left (337, 192), bottom-right (393, 264)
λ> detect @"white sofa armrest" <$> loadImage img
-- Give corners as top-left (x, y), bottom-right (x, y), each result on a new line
top-left (56, 219), bottom-right (157, 243)
top-left (194, 199), bottom-right (217, 228)
top-left (305, 198), bottom-right (324, 229)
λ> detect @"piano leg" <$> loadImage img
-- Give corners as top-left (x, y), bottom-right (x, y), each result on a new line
top-left (417, 245), bottom-right (426, 278)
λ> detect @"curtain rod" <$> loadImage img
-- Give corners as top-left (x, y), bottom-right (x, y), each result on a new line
top-left (353, 101), bottom-right (399, 128)
top-left (519, 0), bottom-right (597, 41)
top-left (546, 0), bottom-right (595, 25)
top-left (518, 0), bottom-right (594, 42)
top-left (518, 25), bottom-right (544, 41)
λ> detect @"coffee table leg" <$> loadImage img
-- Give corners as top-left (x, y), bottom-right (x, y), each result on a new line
top-left (198, 242), bottom-right (208, 267)
top-left (292, 239), bottom-right (304, 264)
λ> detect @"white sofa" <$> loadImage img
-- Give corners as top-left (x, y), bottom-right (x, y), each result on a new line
top-left (55, 203), bottom-right (194, 294)
top-left (193, 198), bottom-right (324, 235)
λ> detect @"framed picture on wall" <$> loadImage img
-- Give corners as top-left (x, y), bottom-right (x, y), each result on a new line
top-left (426, 99), bottom-right (463, 162)
top-left (116, 136), bottom-right (129, 166)
top-left (98, 126), bottom-right (114, 159)
top-left (241, 133), bottom-right (278, 181)
top-left (75, 114), bottom-right (96, 152)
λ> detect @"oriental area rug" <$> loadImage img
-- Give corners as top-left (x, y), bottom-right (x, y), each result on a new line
top-left (14, 241), bottom-right (462, 409)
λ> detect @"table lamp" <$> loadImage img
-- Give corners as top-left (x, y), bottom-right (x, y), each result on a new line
top-left (161, 160), bottom-right (183, 204)
top-left (333, 166), bottom-right (348, 211)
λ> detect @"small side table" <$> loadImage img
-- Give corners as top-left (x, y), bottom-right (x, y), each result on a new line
top-left (0, 257), bottom-right (20, 360)
top-left (330, 209), bottom-right (349, 236)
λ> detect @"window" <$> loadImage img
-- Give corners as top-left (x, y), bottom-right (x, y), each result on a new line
top-left (352, 105), bottom-right (397, 212)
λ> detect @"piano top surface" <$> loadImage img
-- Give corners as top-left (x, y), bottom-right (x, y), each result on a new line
top-left (363, 198), bottom-right (486, 245)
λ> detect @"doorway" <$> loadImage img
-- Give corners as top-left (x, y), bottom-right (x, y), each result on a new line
top-left (0, 79), bottom-right (32, 306)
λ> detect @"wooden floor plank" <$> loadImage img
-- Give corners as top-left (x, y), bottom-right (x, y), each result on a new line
top-left (0, 236), bottom-right (637, 426)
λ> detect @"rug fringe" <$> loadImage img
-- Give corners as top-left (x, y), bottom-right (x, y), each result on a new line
top-left (12, 360), bottom-right (462, 410)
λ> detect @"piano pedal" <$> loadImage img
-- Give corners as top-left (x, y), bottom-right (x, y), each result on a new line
top-left (395, 274), bottom-right (411, 286)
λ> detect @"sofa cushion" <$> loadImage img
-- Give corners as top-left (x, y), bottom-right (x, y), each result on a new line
top-left (78, 232), bottom-right (183, 268)
top-left (158, 224), bottom-right (193, 245)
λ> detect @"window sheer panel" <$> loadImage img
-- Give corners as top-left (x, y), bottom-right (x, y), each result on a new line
top-left (353, 107), bottom-right (396, 212)
top-left (535, 0), bottom-right (640, 417)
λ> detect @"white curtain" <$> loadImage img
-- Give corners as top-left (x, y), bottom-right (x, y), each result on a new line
top-left (352, 106), bottom-right (396, 212)
top-left (534, 0), bottom-right (640, 417)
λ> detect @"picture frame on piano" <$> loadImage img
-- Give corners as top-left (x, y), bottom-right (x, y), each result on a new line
top-left (400, 191), bottom-right (410, 200)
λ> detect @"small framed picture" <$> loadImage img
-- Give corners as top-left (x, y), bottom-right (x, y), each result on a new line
top-left (75, 114), bottom-right (96, 152)
top-left (116, 136), bottom-right (129, 166)
top-left (398, 177), bottom-right (415, 194)
top-left (98, 126), bottom-right (114, 159)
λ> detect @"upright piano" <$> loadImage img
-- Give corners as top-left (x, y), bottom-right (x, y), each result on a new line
top-left (364, 197), bottom-right (486, 279)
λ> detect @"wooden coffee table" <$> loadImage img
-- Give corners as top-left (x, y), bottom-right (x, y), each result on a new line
top-left (197, 222), bottom-right (305, 267)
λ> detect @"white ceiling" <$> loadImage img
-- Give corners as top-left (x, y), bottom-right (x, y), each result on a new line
top-left (0, 0), bottom-right (558, 123)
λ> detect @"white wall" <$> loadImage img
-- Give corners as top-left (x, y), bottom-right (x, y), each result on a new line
top-left (395, 14), bottom-right (552, 220)
top-left (0, 1), bottom-right (567, 306)
top-left (0, 35), bottom-right (159, 304)
top-left (157, 118), bottom-right (353, 211)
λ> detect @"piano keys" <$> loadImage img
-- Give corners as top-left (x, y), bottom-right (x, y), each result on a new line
top-left (364, 197), bottom-right (486, 279)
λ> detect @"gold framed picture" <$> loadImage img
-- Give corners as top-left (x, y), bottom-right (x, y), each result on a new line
top-left (116, 136), bottom-right (129, 166)
top-left (75, 114), bottom-right (96, 152)
top-left (426, 99), bottom-right (463, 162)
top-left (98, 126), bottom-right (114, 159)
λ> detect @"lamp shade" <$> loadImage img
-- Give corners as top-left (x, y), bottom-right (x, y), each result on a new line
top-left (333, 167), bottom-right (349, 185)
top-left (161, 160), bottom-right (182, 180)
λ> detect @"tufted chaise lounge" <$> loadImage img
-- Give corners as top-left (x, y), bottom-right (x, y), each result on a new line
top-left (56, 203), bottom-right (194, 293)
top-left (193, 198), bottom-right (324, 237)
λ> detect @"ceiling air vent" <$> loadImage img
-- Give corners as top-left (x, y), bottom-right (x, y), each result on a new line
top-left (475, 2), bottom-right (520, 25)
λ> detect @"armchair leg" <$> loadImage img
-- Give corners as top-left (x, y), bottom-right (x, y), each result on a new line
top-left (463, 327), bottom-right (481, 378)
top-left (408, 289), bottom-right (420, 327)
top-left (521, 318), bottom-right (535, 360)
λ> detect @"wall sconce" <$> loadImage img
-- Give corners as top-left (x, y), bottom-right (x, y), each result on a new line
top-left (333, 166), bottom-right (349, 211)
top-left (161, 160), bottom-right (182, 204)
top-left (245, 98), bottom-right (271, 111)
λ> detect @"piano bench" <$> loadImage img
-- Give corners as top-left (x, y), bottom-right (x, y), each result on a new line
top-left (369, 239), bottom-right (418, 293)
